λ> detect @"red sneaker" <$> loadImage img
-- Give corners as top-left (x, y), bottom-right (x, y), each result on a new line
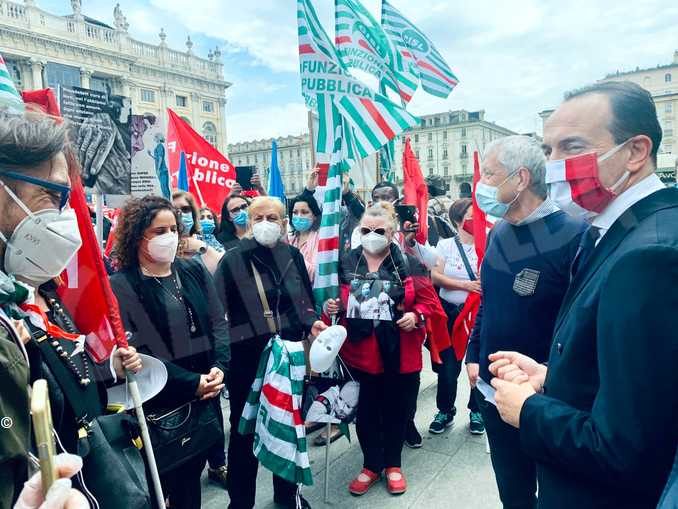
top-left (385, 467), bottom-right (407, 495)
top-left (348, 468), bottom-right (381, 496)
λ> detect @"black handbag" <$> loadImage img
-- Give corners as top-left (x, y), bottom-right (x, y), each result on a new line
top-left (144, 397), bottom-right (222, 475)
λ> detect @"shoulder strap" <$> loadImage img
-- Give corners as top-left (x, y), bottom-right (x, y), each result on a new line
top-left (453, 235), bottom-right (477, 281)
top-left (250, 261), bottom-right (277, 334)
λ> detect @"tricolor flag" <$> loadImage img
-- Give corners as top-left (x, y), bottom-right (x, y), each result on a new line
top-left (381, 0), bottom-right (459, 99)
top-left (334, 0), bottom-right (418, 104)
top-left (0, 54), bottom-right (24, 115)
top-left (298, 0), bottom-right (418, 159)
top-left (312, 126), bottom-right (348, 313)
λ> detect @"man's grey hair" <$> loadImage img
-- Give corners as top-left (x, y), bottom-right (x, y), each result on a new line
top-left (0, 112), bottom-right (68, 168)
top-left (484, 135), bottom-right (547, 199)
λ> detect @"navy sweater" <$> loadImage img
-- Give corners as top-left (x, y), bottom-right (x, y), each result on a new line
top-left (467, 210), bottom-right (585, 383)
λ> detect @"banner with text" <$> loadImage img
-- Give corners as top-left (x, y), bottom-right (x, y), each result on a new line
top-left (130, 113), bottom-right (171, 199)
top-left (166, 108), bottom-right (235, 212)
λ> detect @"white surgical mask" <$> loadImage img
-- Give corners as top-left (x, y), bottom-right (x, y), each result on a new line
top-left (145, 232), bottom-right (178, 263)
top-left (0, 207), bottom-right (82, 287)
top-left (361, 232), bottom-right (389, 255)
top-left (252, 220), bottom-right (281, 248)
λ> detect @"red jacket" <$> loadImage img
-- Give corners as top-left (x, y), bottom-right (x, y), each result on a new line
top-left (328, 272), bottom-right (442, 374)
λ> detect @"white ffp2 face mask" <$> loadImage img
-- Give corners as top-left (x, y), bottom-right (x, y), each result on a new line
top-left (252, 220), bottom-right (282, 248)
top-left (0, 208), bottom-right (82, 287)
top-left (145, 232), bottom-right (179, 263)
top-left (361, 232), bottom-right (389, 255)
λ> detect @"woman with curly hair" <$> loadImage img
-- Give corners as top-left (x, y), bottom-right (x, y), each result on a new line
top-left (109, 195), bottom-right (230, 509)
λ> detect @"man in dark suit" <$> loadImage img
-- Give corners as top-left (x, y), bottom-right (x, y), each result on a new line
top-left (488, 80), bottom-right (678, 509)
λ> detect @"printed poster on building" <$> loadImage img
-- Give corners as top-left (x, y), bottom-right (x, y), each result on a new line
top-left (130, 114), bottom-right (170, 198)
top-left (59, 85), bottom-right (132, 195)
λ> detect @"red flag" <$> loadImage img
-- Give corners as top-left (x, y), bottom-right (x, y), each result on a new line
top-left (402, 138), bottom-right (428, 244)
top-left (450, 150), bottom-right (485, 360)
top-left (166, 109), bottom-right (235, 212)
top-left (22, 89), bottom-right (128, 361)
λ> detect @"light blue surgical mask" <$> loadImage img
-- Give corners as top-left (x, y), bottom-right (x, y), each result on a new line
top-left (292, 216), bottom-right (313, 232)
top-left (200, 218), bottom-right (215, 235)
top-left (475, 173), bottom-right (520, 218)
top-left (232, 209), bottom-right (249, 228)
top-left (181, 212), bottom-right (194, 232)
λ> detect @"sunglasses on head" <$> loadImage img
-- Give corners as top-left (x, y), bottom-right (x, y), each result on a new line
top-left (0, 170), bottom-right (71, 212)
top-left (228, 203), bottom-right (248, 214)
top-left (360, 227), bottom-right (387, 236)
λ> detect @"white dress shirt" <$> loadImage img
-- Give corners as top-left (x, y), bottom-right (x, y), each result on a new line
top-left (592, 174), bottom-right (665, 243)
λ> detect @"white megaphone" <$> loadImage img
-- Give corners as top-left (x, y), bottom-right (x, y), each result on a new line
top-left (106, 353), bottom-right (168, 410)
top-left (309, 325), bottom-right (347, 373)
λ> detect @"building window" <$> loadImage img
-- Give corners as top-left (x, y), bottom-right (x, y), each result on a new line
top-left (415, 150), bottom-right (420, 159)
top-left (427, 148), bottom-right (433, 160)
top-left (666, 103), bottom-right (673, 114)
top-left (434, 117), bottom-right (440, 126)
top-left (140, 88), bottom-right (156, 103)
top-left (443, 166), bottom-right (449, 176)
top-left (202, 122), bottom-right (218, 146)
top-left (428, 168), bottom-right (434, 176)
top-left (665, 73), bottom-right (672, 83)
top-left (414, 134), bottom-right (419, 143)
top-left (45, 62), bottom-right (81, 89)
top-left (443, 130), bottom-right (447, 140)
top-left (442, 148), bottom-right (448, 160)
top-left (461, 163), bottom-right (468, 174)
top-left (203, 101), bottom-right (214, 113)
top-left (665, 129), bottom-right (673, 137)
top-left (461, 127), bottom-right (467, 137)
top-left (4, 59), bottom-right (22, 90)
top-left (297, 149), bottom-right (301, 158)
top-left (176, 95), bottom-right (188, 108)
top-left (246, 156), bottom-right (250, 164)
top-left (89, 76), bottom-right (113, 95)
top-left (427, 132), bottom-right (433, 142)
top-left (461, 144), bottom-right (468, 157)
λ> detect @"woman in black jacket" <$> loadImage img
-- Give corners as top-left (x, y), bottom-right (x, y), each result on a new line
top-left (215, 196), bottom-right (326, 509)
top-left (110, 195), bottom-right (230, 509)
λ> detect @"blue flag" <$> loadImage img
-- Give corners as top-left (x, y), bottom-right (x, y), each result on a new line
top-left (267, 140), bottom-right (286, 203)
top-left (177, 151), bottom-right (189, 192)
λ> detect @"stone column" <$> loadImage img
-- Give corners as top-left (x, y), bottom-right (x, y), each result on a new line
top-left (29, 58), bottom-right (44, 89)
top-left (119, 76), bottom-right (131, 97)
top-left (80, 68), bottom-right (92, 88)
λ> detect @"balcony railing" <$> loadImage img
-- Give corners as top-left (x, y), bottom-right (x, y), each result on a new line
top-left (0, 0), bottom-right (223, 80)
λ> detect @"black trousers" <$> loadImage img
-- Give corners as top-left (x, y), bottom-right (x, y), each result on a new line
top-left (160, 452), bottom-right (208, 509)
top-left (435, 346), bottom-right (480, 415)
top-left (226, 366), bottom-right (297, 509)
top-left (477, 392), bottom-right (537, 509)
top-left (355, 370), bottom-right (420, 473)
top-left (207, 402), bottom-right (227, 468)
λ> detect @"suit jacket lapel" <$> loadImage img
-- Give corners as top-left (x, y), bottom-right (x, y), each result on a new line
top-left (554, 188), bottom-right (678, 331)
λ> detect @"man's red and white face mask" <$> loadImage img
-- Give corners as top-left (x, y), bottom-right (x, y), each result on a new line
top-left (545, 141), bottom-right (630, 221)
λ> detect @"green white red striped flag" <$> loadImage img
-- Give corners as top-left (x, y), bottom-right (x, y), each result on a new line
top-left (312, 126), bottom-right (347, 312)
top-left (0, 54), bottom-right (24, 115)
top-left (298, 0), bottom-right (418, 158)
top-left (334, 0), bottom-right (418, 105)
top-left (239, 336), bottom-right (312, 486)
top-left (381, 0), bottom-right (459, 99)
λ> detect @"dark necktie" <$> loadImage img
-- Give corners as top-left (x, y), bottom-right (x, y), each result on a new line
top-left (570, 226), bottom-right (600, 281)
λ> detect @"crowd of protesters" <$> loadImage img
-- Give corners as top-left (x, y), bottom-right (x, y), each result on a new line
top-left (0, 79), bottom-right (676, 509)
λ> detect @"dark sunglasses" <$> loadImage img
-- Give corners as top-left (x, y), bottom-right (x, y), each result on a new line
top-left (177, 205), bottom-right (192, 214)
top-left (0, 170), bottom-right (71, 212)
top-left (228, 203), bottom-right (249, 215)
top-left (360, 227), bottom-right (387, 236)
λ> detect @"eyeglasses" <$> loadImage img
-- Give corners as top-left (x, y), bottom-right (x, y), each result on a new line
top-left (0, 171), bottom-right (71, 212)
top-left (360, 227), bottom-right (387, 236)
top-left (228, 203), bottom-right (248, 215)
top-left (177, 205), bottom-right (192, 214)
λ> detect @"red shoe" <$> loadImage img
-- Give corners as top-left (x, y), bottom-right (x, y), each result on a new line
top-left (385, 467), bottom-right (407, 495)
top-left (348, 468), bottom-right (381, 496)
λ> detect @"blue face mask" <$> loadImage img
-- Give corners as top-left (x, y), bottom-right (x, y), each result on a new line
top-left (200, 218), bottom-right (215, 235)
top-left (181, 212), bottom-right (194, 232)
top-left (292, 216), bottom-right (313, 232)
top-left (232, 209), bottom-right (249, 227)
top-left (475, 173), bottom-right (520, 218)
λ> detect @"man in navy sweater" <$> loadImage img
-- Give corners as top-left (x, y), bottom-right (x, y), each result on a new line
top-left (466, 135), bottom-right (585, 509)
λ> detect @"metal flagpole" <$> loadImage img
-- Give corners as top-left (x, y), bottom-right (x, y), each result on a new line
top-left (308, 110), bottom-right (316, 168)
top-left (126, 370), bottom-right (166, 509)
top-left (94, 192), bottom-right (104, 250)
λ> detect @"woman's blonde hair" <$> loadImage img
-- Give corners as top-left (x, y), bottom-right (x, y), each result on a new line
top-left (361, 201), bottom-right (398, 231)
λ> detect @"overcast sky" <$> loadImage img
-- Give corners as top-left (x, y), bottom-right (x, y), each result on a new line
top-left (42, 0), bottom-right (678, 143)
